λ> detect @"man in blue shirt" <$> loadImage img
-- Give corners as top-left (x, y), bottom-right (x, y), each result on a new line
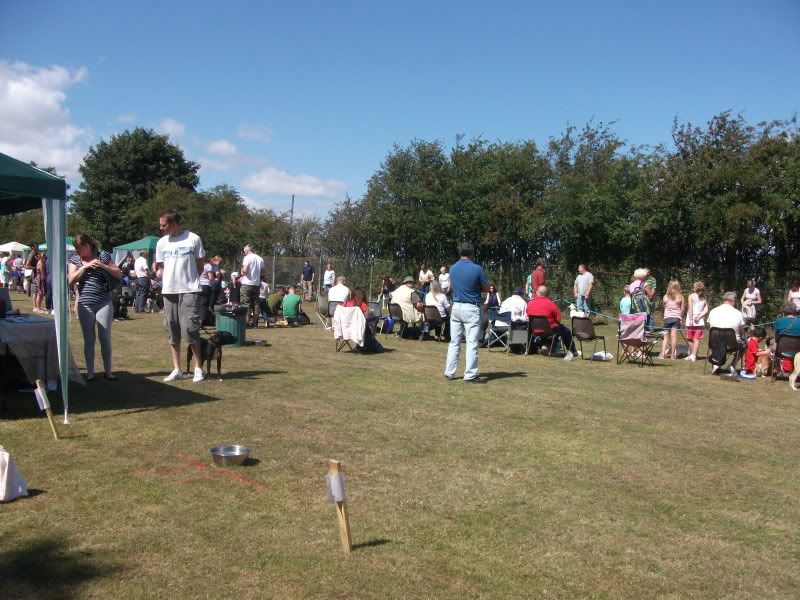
top-left (445, 243), bottom-right (490, 383)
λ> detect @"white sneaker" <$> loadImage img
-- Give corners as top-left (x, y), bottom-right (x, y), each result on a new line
top-left (711, 365), bottom-right (720, 375)
top-left (564, 351), bottom-right (574, 362)
top-left (729, 365), bottom-right (737, 376)
top-left (192, 369), bottom-right (205, 383)
top-left (163, 369), bottom-right (183, 382)
top-left (575, 350), bottom-right (582, 357)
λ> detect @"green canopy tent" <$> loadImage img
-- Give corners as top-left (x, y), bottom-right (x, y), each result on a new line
top-left (0, 151), bottom-right (73, 424)
top-left (38, 236), bottom-right (75, 252)
top-left (112, 235), bottom-right (160, 265)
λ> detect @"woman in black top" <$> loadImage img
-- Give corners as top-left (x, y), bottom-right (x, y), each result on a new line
top-left (68, 234), bottom-right (121, 380)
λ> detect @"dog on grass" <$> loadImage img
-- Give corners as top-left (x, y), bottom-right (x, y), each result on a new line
top-left (186, 331), bottom-right (236, 380)
top-left (754, 354), bottom-right (771, 377)
top-left (568, 303), bottom-right (586, 319)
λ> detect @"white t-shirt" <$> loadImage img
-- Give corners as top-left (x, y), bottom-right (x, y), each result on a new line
top-left (425, 291), bottom-right (450, 317)
top-left (156, 230), bottom-right (205, 294)
top-left (328, 283), bottom-right (350, 302)
top-left (419, 269), bottom-right (434, 284)
top-left (708, 303), bottom-right (745, 341)
top-left (241, 253), bottom-right (264, 286)
top-left (323, 269), bottom-right (336, 286)
top-left (497, 295), bottom-right (528, 325)
top-left (439, 273), bottom-right (450, 292)
top-left (134, 255), bottom-right (149, 278)
top-left (259, 281), bottom-right (269, 299)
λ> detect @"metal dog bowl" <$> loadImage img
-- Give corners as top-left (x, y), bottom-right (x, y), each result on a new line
top-left (210, 445), bottom-right (252, 467)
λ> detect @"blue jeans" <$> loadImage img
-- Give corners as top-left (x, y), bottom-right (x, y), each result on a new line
top-left (135, 277), bottom-right (150, 312)
top-left (445, 303), bottom-right (481, 380)
top-left (576, 295), bottom-right (591, 314)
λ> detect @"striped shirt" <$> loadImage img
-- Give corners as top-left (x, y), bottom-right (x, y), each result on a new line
top-left (70, 251), bottom-right (113, 307)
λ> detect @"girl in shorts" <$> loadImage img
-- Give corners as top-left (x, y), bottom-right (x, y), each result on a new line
top-left (659, 280), bottom-right (684, 360)
top-left (684, 281), bottom-right (708, 362)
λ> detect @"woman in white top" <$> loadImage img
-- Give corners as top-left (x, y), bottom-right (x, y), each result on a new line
top-left (425, 280), bottom-right (450, 317)
top-left (418, 263), bottom-right (434, 294)
top-left (684, 280), bottom-right (709, 362)
top-left (787, 280), bottom-right (800, 314)
top-left (740, 279), bottom-right (762, 324)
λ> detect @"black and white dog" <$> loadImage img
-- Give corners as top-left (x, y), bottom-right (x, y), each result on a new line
top-left (186, 331), bottom-right (236, 380)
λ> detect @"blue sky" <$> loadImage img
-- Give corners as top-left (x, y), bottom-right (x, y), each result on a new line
top-left (1, 0), bottom-right (798, 216)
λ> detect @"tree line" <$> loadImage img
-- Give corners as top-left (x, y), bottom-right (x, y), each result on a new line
top-left (1, 112), bottom-right (798, 311)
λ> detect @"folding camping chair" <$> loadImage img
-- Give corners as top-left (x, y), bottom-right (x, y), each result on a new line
top-left (771, 333), bottom-right (800, 382)
top-left (388, 303), bottom-right (409, 339)
top-left (572, 316), bottom-right (606, 360)
top-left (332, 306), bottom-right (366, 352)
top-left (617, 313), bottom-right (655, 366)
top-left (703, 327), bottom-right (743, 374)
top-left (486, 307), bottom-right (510, 351)
top-left (526, 315), bottom-right (564, 356)
top-left (422, 305), bottom-right (446, 342)
top-left (316, 294), bottom-right (330, 327)
top-left (507, 320), bottom-right (529, 354)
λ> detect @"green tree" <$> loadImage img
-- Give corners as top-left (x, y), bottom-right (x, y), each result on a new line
top-left (70, 128), bottom-right (199, 248)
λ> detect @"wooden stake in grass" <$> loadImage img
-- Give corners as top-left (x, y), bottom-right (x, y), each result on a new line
top-left (326, 459), bottom-right (352, 553)
top-left (35, 379), bottom-right (59, 440)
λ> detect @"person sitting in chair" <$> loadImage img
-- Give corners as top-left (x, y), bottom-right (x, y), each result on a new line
top-left (707, 291), bottom-right (745, 375)
top-left (344, 287), bottom-right (383, 352)
top-left (328, 276), bottom-right (350, 303)
top-left (525, 285), bottom-right (577, 361)
top-left (392, 276), bottom-right (424, 335)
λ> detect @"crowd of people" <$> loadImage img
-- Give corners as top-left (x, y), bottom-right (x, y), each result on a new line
top-left (3, 219), bottom-right (800, 387)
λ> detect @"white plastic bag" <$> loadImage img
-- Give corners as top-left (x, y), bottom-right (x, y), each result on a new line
top-left (0, 446), bottom-right (28, 502)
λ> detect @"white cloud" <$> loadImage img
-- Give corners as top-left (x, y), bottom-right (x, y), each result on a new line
top-left (207, 139), bottom-right (238, 156)
top-left (116, 112), bottom-right (135, 124)
top-left (237, 123), bottom-right (271, 143)
top-left (0, 60), bottom-right (90, 180)
top-left (241, 166), bottom-right (346, 198)
top-left (157, 118), bottom-right (186, 138)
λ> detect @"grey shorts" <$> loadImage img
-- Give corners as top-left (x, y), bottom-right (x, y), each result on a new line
top-left (163, 292), bottom-right (201, 345)
top-left (240, 284), bottom-right (259, 311)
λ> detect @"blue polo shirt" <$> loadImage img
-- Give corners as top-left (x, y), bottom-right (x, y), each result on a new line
top-left (449, 258), bottom-right (488, 305)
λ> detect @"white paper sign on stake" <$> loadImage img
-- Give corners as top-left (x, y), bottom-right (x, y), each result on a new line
top-left (325, 472), bottom-right (346, 503)
top-left (34, 386), bottom-right (50, 411)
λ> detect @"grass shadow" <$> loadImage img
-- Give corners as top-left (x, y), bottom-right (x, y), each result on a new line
top-left (351, 538), bottom-right (391, 551)
top-left (484, 371), bottom-right (527, 381)
top-left (0, 536), bottom-right (120, 599)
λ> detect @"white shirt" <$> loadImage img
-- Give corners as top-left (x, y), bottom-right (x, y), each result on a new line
top-left (259, 281), bottom-right (269, 299)
top-left (425, 291), bottom-right (450, 317)
top-left (328, 283), bottom-right (350, 302)
top-left (155, 230), bottom-right (205, 294)
top-left (134, 255), bottom-right (149, 278)
top-left (241, 252), bottom-right (264, 286)
top-left (439, 273), bottom-right (450, 292)
top-left (708, 303), bottom-right (745, 341)
top-left (496, 295), bottom-right (528, 325)
top-left (323, 269), bottom-right (336, 286)
top-left (419, 269), bottom-right (434, 284)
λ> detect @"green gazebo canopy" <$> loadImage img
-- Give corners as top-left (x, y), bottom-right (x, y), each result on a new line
top-left (0, 151), bottom-right (67, 213)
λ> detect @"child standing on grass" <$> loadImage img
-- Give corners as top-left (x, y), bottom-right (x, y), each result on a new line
top-left (684, 281), bottom-right (708, 362)
top-left (659, 280), bottom-right (684, 360)
top-left (744, 327), bottom-right (770, 375)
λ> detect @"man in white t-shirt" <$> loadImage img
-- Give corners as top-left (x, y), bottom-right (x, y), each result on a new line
top-left (155, 210), bottom-right (207, 383)
top-left (327, 276), bottom-right (350, 303)
top-left (240, 245), bottom-right (265, 327)
top-left (707, 291), bottom-right (746, 374)
top-left (496, 287), bottom-right (528, 325)
top-left (133, 251), bottom-right (150, 313)
top-left (322, 263), bottom-right (336, 293)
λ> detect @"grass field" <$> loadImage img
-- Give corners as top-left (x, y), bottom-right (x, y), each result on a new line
top-left (2, 294), bottom-right (799, 599)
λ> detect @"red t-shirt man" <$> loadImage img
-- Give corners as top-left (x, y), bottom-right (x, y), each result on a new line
top-left (526, 295), bottom-right (561, 330)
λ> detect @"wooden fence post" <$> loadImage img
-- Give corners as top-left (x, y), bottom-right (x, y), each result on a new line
top-left (326, 459), bottom-right (352, 553)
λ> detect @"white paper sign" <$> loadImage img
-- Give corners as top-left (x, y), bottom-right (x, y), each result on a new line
top-left (325, 473), bottom-right (346, 503)
top-left (34, 386), bottom-right (50, 411)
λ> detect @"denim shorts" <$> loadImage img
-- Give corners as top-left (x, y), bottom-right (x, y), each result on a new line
top-left (663, 317), bottom-right (681, 329)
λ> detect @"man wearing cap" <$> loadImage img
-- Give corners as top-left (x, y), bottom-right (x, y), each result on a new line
top-left (391, 276), bottom-right (423, 332)
top-left (445, 244), bottom-right (490, 383)
top-left (707, 291), bottom-right (746, 374)
top-left (498, 287), bottom-right (528, 324)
